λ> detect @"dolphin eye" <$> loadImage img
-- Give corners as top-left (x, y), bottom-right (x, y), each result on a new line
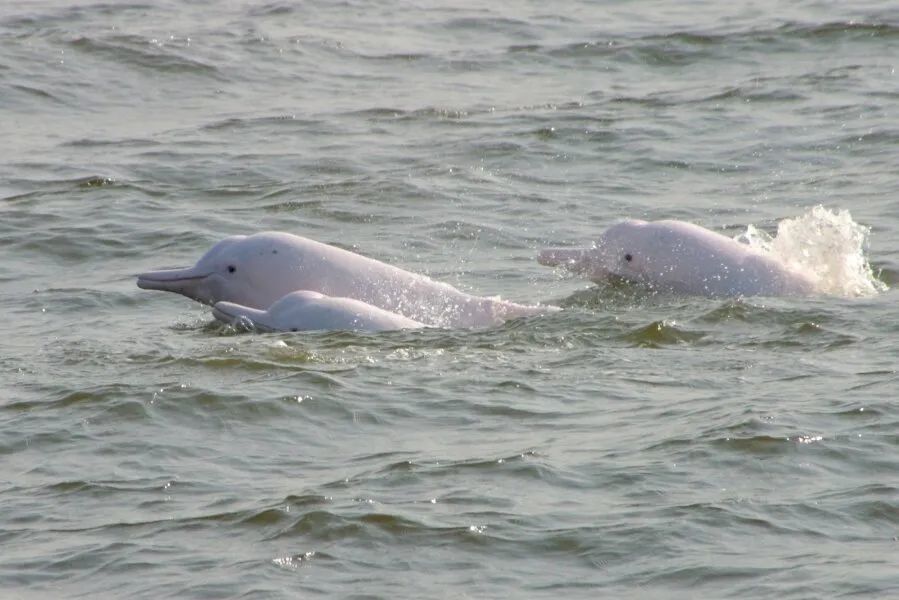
top-left (227, 265), bottom-right (236, 273)
top-left (625, 253), bottom-right (633, 262)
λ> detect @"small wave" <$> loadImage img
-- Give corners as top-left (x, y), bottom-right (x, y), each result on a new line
top-left (0, 3), bottom-right (156, 30)
top-left (536, 20), bottom-right (898, 70)
top-left (247, 2), bottom-right (296, 17)
top-left (2, 175), bottom-right (123, 198)
top-left (428, 220), bottom-right (511, 244)
top-left (9, 84), bottom-right (66, 104)
top-left (735, 206), bottom-right (887, 297)
top-left (199, 114), bottom-right (318, 132)
top-left (778, 21), bottom-right (899, 40)
top-left (10, 229), bottom-right (134, 263)
top-left (507, 43), bottom-right (541, 53)
top-left (342, 107), bottom-right (407, 119)
top-left (697, 301), bottom-right (754, 323)
top-left (265, 508), bottom-right (468, 543)
top-left (2, 384), bottom-right (147, 414)
top-left (407, 107), bottom-right (471, 120)
top-left (837, 129), bottom-right (899, 146)
top-left (68, 35), bottom-right (220, 77)
top-left (330, 450), bottom-right (553, 490)
top-left (701, 86), bottom-right (806, 104)
top-left (359, 52), bottom-right (430, 62)
top-left (621, 320), bottom-right (705, 348)
top-left (443, 16), bottom-right (534, 34)
top-left (271, 550), bottom-right (333, 570)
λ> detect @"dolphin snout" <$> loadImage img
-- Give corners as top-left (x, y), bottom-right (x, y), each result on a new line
top-left (211, 302), bottom-right (238, 324)
top-left (136, 267), bottom-right (206, 290)
top-left (212, 301), bottom-right (269, 331)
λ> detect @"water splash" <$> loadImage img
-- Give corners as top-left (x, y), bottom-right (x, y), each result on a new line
top-left (735, 206), bottom-right (887, 297)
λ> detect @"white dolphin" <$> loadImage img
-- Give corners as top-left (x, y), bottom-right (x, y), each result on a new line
top-left (138, 232), bottom-right (554, 328)
top-left (539, 219), bottom-right (817, 297)
top-left (212, 291), bottom-right (427, 333)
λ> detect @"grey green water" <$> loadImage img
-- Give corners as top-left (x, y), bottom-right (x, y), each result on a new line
top-left (2, 1), bottom-right (898, 598)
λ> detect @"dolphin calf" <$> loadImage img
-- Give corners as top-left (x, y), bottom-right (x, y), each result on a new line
top-left (212, 291), bottom-right (427, 333)
top-left (138, 232), bottom-right (555, 328)
top-left (539, 219), bottom-right (817, 297)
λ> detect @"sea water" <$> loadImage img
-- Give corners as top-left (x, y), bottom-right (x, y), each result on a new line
top-left (1, 1), bottom-right (897, 598)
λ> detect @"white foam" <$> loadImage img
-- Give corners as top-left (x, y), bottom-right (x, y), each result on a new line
top-left (734, 206), bottom-right (887, 298)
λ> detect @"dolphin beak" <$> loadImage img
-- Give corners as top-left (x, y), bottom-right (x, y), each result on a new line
top-left (137, 266), bottom-right (214, 305)
top-left (137, 266), bottom-right (208, 290)
top-left (212, 301), bottom-right (270, 331)
top-left (538, 248), bottom-right (587, 268)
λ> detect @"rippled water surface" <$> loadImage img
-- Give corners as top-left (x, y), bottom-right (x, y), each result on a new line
top-left (2, 1), bottom-right (898, 598)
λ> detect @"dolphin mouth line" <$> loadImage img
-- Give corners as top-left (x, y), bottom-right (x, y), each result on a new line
top-left (137, 273), bottom-right (210, 284)
top-left (136, 270), bottom-right (213, 296)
